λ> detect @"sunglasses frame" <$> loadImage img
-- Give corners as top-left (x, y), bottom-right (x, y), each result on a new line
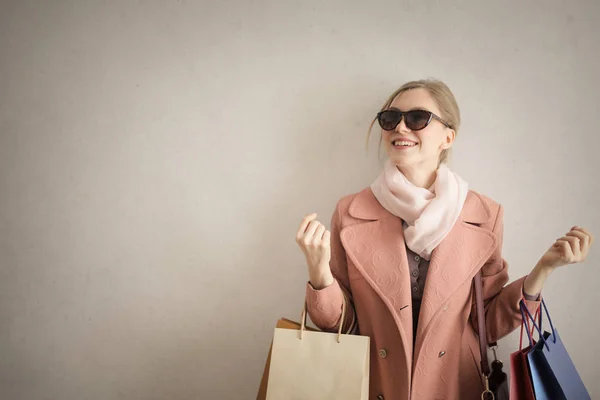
top-left (376, 108), bottom-right (453, 131)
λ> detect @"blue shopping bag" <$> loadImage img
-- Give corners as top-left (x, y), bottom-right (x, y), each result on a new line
top-left (520, 300), bottom-right (590, 400)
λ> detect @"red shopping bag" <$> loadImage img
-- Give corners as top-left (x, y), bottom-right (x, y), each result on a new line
top-left (509, 303), bottom-right (540, 400)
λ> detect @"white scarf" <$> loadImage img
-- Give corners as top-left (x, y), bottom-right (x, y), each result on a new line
top-left (370, 160), bottom-right (469, 260)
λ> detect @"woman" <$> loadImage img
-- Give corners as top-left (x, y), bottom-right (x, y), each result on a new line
top-left (295, 79), bottom-right (594, 400)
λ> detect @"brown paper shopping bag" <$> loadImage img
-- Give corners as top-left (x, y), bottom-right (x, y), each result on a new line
top-left (259, 297), bottom-right (370, 400)
top-left (256, 318), bottom-right (315, 400)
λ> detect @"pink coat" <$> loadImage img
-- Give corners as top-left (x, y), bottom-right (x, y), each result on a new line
top-left (305, 187), bottom-right (542, 400)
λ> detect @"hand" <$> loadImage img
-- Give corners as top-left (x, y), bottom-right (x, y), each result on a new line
top-left (537, 226), bottom-right (594, 270)
top-left (296, 213), bottom-right (333, 288)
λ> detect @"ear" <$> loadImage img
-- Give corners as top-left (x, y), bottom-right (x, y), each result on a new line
top-left (441, 129), bottom-right (455, 150)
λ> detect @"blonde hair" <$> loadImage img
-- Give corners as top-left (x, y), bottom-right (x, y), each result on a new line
top-left (366, 79), bottom-right (460, 166)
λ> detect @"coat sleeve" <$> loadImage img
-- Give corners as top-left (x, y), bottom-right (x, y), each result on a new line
top-left (471, 204), bottom-right (542, 343)
top-left (305, 200), bottom-right (357, 334)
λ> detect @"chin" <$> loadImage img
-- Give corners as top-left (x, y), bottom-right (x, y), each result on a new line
top-left (386, 151), bottom-right (414, 166)
top-left (387, 157), bottom-right (413, 169)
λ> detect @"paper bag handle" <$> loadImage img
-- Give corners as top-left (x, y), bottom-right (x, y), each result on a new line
top-left (299, 291), bottom-right (349, 343)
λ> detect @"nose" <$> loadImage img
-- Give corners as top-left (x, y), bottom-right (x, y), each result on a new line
top-left (395, 115), bottom-right (410, 133)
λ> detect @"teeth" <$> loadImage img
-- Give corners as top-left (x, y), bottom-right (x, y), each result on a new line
top-left (393, 141), bottom-right (416, 147)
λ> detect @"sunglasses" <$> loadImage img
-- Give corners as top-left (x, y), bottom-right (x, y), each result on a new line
top-left (376, 109), bottom-right (452, 131)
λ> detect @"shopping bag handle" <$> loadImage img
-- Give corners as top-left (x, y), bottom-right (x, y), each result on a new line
top-left (520, 299), bottom-right (556, 351)
top-left (299, 291), bottom-right (349, 343)
top-left (518, 304), bottom-right (540, 350)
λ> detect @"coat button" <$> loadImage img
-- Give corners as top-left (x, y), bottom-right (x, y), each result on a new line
top-left (377, 395), bottom-right (384, 400)
top-left (438, 351), bottom-right (446, 358)
top-left (414, 255), bottom-right (420, 262)
top-left (412, 270), bottom-right (418, 277)
top-left (378, 348), bottom-right (388, 358)
top-left (412, 286), bottom-right (418, 293)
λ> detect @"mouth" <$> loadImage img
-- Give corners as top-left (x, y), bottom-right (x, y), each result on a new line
top-left (391, 140), bottom-right (418, 149)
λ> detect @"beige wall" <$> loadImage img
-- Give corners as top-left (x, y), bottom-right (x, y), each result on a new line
top-left (1, 0), bottom-right (599, 398)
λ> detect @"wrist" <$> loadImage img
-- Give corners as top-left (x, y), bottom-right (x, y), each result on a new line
top-left (309, 269), bottom-right (334, 290)
top-left (523, 262), bottom-right (553, 297)
top-left (534, 262), bottom-right (555, 276)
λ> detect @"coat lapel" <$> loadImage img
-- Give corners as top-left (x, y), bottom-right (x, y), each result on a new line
top-left (413, 189), bottom-right (497, 363)
top-left (340, 188), bottom-right (414, 368)
top-left (339, 187), bottom-right (498, 373)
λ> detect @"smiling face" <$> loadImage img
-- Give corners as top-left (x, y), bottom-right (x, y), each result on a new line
top-left (382, 88), bottom-right (455, 172)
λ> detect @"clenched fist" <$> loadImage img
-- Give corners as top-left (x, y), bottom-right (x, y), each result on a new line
top-left (525, 225), bottom-right (595, 296)
top-left (538, 226), bottom-right (594, 270)
top-left (296, 213), bottom-right (334, 289)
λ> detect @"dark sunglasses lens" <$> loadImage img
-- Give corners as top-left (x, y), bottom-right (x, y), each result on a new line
top-left (378, 110), bottom-right (401, 130)
top-left (405, 110), bottom-right (431, 130)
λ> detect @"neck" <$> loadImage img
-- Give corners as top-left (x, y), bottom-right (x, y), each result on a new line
top-left (397, 163), bottom-right (439, 189)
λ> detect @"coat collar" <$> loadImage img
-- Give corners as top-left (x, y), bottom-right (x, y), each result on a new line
top-left (347, 186), bottom-right (493, 225)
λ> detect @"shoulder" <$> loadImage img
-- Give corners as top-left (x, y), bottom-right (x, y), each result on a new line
top-left (468, 189), bottom-right (501, 214)
top-left (327, 187), bottom-right (376, 228)
top-left (332, 189), bottom-right (363, 218)
top-left (467, 189), bottom-right (504, 232)
top-left (336, 188), bottom-right (367, 208)
top-left (332, 186), bottom-right (383, 221)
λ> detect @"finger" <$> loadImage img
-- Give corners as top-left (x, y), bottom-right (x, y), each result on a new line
top-left (572, 226), bottom-right (594, 247)
top-left (557, 237), bottom-right (578, 261)
top-left (566, 230), bottom-right (585, 239)
top-left (572, 236), bottom-right (582, 259)
top-left (323, 230), bottom-right (331, 245)
top-left (297, 213), bottom-right (317, 239)
top-left (559, 235), bottom-right (580, 250)
top-left (567, 230), bottom-right (590, 255)
top-left (566, 231), bottom-right (585, 250)
top-left (304, 220), bottom-right (322, 242)
top-left (556, 240), bottom-right (574, 261)
top-left (313, 224), bottom-right (326, 244)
